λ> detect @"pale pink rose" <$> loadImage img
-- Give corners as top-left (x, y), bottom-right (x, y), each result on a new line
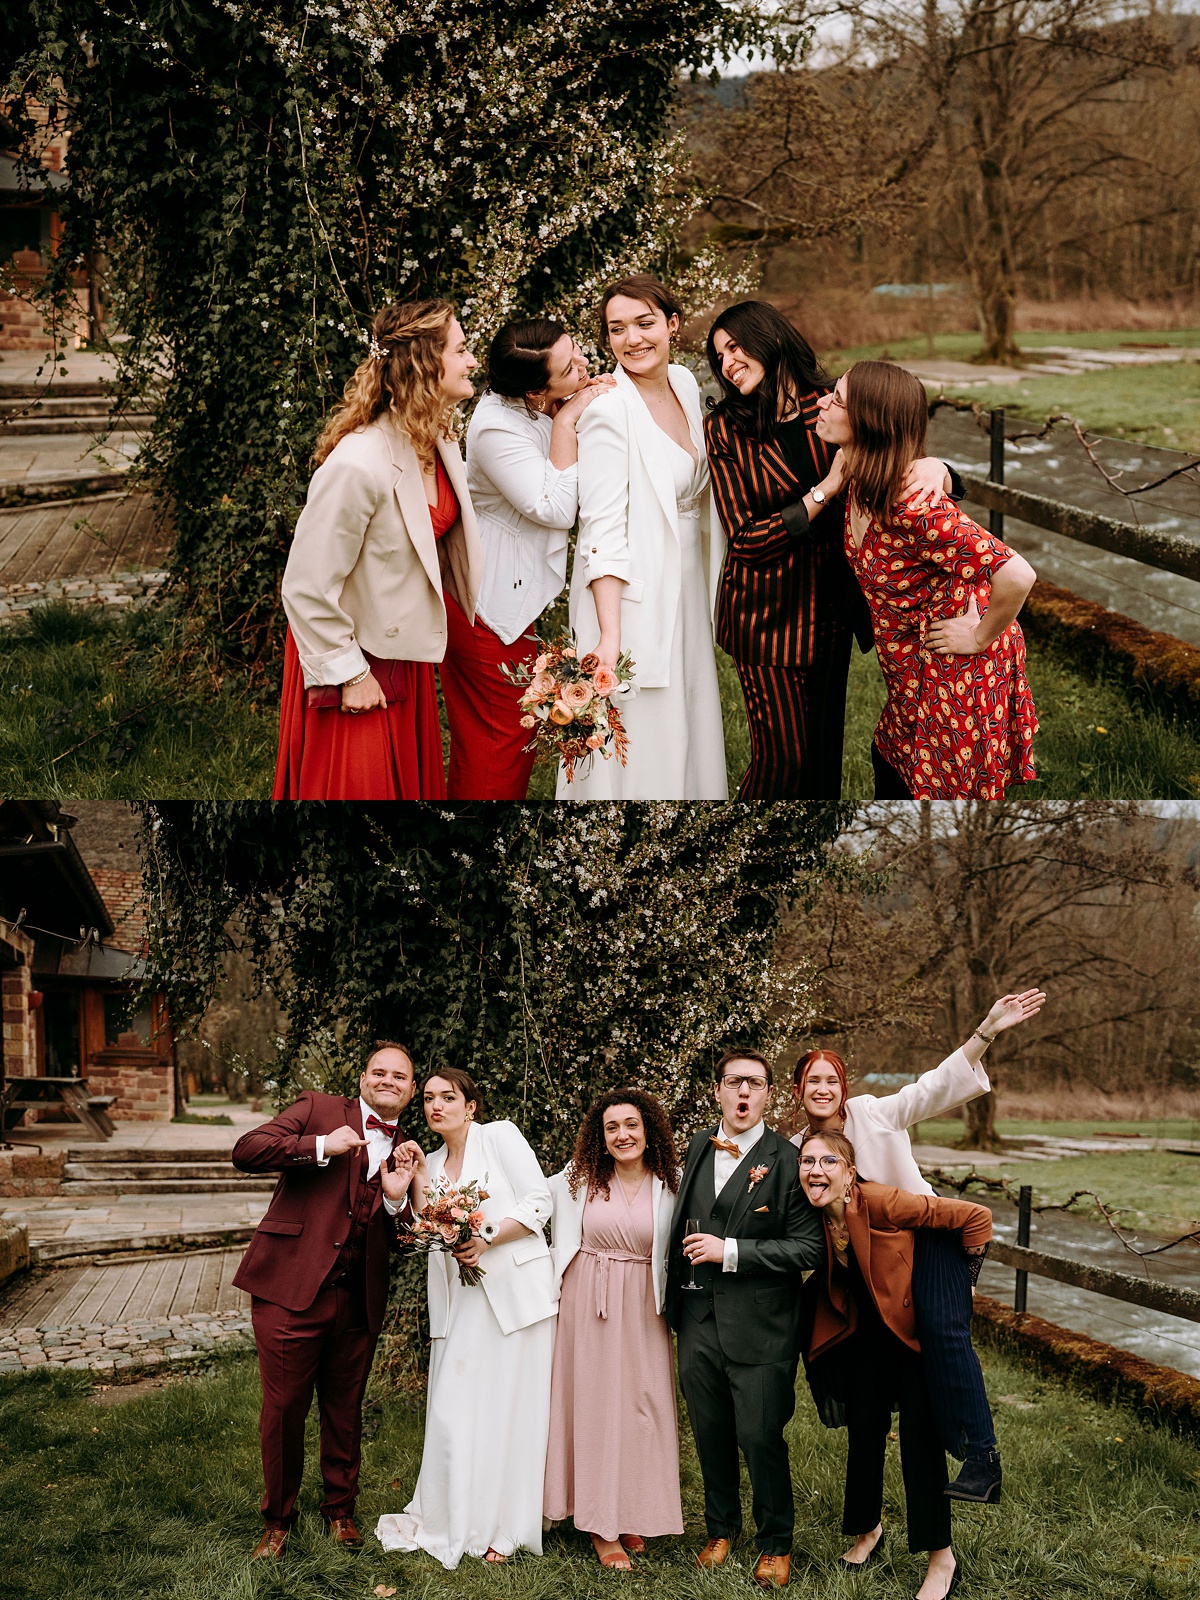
top-left (451, 1206), bottom-right (467, 1221)
top-left (533, 654), bottom-right (549, 672)
top-left (592, 665), bottom-right (618, 696)
top-left (549, 700), bottom-right (575, 725)
top-left (562, 647), bottom-right (577, 658)
top-left (531, 671), bottom-right (556, 697)
top-left (562, 679), bottom-right (593, 709)
top-left (438, 1222), bottom-right (457, 1243)
top-left (520, 714), bottom-right (537, 728)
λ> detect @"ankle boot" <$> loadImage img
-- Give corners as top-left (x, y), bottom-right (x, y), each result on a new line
top-left (945, 1449), bottom-right (1001, 1503)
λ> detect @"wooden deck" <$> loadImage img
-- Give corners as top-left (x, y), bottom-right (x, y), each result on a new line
top-left (0, 1247), bottom-right (248, 1329)
top-left (0, 491), bottom-right (171, 586)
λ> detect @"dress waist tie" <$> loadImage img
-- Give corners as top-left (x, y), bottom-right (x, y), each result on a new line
top-left (578, 1245), bottom-right (651, 1319)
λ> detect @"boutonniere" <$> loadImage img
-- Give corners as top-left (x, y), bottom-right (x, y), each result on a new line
top-left (747, 1164), bottom-right (769, 1194)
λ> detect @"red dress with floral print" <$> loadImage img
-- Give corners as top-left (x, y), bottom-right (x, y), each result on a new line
top-left (844, 494), bottom-right (1038, 798)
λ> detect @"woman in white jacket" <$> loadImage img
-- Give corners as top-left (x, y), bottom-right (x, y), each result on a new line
top-left (558, 275), bottom-right (727, 800)
top-left (791, 987), bottom-right (1046, 1522)
top-left (375, 1069), bottom-right (556, 1569)
top-left (544, 1088), bottom-right (683, 1569)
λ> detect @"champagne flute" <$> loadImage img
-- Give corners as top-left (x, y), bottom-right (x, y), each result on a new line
top-left (684, 1217), bottom-right (702, 1290)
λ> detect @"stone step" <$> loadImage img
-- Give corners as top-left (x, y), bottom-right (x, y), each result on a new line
top-left (59, 1178), bottom-right (277, 1195)
top-left (0, 396), bottom-right (115, 417)
top-left (0, 414), bottom-right (154, 436)
top-left (64, 1161), bottom-right (252, 1183)
top-left (0, 381), bottom-right (112, 400)
top-left (64, 1147), bottom-right (238, 1164)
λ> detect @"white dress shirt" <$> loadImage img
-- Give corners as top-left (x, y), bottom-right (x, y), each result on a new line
top-left (711, 1118), bottom-right (766, 1273)
top-left (315, 1096), bottom-right (412, 1218)
top-left (465, 391), bottom-right (578, 645)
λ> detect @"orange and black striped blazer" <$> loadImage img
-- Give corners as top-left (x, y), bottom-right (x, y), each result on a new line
top-left (704, 394), bottom-right (871, 669)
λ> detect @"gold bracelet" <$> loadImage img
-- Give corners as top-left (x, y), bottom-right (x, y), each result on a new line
top-left (972, 1026), bottom-right (997, 1047)
top-left (343, 668), bottom-right (370, 689)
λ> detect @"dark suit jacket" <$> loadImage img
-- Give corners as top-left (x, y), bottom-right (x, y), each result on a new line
top-left (231, 1091), bottom-right (409, 1335)
top-left (705, 400), bottom-right (872, 669)
top-left (808, 1181), bottom-right (993, 1359)
top-left (666, 1124), bottom-right (824, 1365)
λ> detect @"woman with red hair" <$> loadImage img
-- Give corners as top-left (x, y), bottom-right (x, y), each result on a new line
top-left (791, 988), bottom-right (1045, 1512)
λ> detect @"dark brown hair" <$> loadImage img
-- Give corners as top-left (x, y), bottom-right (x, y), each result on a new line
top-left (364, 1039), bottom-right (414, 1073)
top-left (566, 1086), bottom-right (679, 1200)
top-left (797, 1127), bottom-right (858, 1170)
top-left (713, 1047), bottom-right (774, 1088)
top-left (597, 274), bottom-right (682, 347)
top-left (487, 317), bottom-right (568, 398)
top-left (705, 299), bottom-right (828, 442)
top-left (421, 1067), bottom-right (484, 1121)
top-left (842, 359), bottom-right (929, 519)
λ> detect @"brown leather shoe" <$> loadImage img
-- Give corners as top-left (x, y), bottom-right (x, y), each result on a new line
top-left (696, 1538), bottom-right (732, 1569)
top-left (753, 1553), bottom-right (791, 1588)
top-left (326, 1517), bottom-right (363, 1547)
top-left (250, 1529), bottom-right (288, 1560)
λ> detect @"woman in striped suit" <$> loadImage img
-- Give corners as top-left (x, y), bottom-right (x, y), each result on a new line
top-left (704, 302), bottom-right (957, 799)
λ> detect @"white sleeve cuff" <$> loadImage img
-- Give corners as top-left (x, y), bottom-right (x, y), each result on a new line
top-left (382, 1193), bottom-right (399, 1216)
top-left (307, 641), bottom-right (368, 688)
top-left (722, 1236), bottom-right (738, 1273)
top-left (315, 1135), bottom-right (329, 1167)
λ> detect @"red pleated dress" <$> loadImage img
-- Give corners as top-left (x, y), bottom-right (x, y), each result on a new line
top-left (272, 461), bottom-right (458, 801)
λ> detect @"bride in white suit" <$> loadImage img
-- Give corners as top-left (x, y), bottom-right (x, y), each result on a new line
top-left (375, 1069), bottom-right (557, 1568)
top-left (557, 275), bottom-right (727, 800)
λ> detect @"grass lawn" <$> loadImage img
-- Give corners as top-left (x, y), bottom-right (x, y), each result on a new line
top-left (826, 329), bottom-right (1200, 454)
top-left (2, 1346), bottom-right (1198, 1600)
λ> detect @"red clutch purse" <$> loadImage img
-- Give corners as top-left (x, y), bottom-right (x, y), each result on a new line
top-left (304, 652), bottom-right (412, 710)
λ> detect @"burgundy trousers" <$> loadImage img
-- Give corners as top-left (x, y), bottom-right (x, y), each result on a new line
top-left (251, 1282), bottom-right (377, 1529)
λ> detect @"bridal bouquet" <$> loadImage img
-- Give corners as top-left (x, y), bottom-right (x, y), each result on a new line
top-left (502, 632), bottom-right (636, 783)
top-left (405, 1178), bottom-right (490, 1287)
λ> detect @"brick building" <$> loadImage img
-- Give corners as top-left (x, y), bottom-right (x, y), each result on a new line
top-left (0, 801), bottom-right (176, 1126)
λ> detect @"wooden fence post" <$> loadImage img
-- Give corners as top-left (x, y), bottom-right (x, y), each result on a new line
top-left (1015, 1184), bottom-right (1032, 1313)
top-left (989, 408), bottom-right (1005, 540)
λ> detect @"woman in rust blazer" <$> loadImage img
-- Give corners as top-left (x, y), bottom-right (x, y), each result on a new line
top-left (704, 302), bottom-right (959, 799)
top-left (797, 1128), bottom-right (992, 1600)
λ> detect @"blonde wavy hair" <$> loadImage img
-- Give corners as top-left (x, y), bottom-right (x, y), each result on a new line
top-left (313, 299), bottom-right (459, 470)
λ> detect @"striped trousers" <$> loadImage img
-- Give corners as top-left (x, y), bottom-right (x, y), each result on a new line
top-left (733, 636), bottom-right (852, 800)
top-left (912, 1229), bottom-right (997, 1461)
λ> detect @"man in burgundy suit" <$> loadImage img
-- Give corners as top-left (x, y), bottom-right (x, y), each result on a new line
top-left (232, 1041), bottom-right (421, 1559)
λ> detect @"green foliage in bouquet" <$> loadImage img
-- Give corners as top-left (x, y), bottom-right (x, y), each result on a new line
top-left (1, 1), bottom-right (762, 665)
top-left (140, 802), bottom-right (853, 1168)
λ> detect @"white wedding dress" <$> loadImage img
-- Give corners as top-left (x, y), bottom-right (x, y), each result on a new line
top-left (374, 1134), bottom-right (556, 1569)
top-left (557, 417), bottom-right (727, 801)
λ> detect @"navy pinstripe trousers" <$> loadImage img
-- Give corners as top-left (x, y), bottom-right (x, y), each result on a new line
top-left (913, 1229), bottom-right (997, 1460)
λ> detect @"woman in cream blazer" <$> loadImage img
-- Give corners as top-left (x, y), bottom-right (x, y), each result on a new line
top-left (274, 299), bottom-right (483, 801)
top-left (377, 1071), bottom-right (555, 1569)
top-left (557, 276), bottom-right (727, 800)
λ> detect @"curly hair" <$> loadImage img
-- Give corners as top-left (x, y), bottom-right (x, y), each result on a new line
top-left (566, 1086), bottom-right (679, 1200)
top-left (313, 299), bottom-right (459, 470)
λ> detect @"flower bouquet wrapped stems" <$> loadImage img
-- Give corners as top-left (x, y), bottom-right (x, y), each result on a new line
top-left (502, 631), bottom-right (636, 783)
top-left (405, 1178), bottom-right (490, 1287)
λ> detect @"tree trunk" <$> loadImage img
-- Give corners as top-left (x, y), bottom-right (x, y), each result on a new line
top-left (961, 1087), bottom-right (998, 1150)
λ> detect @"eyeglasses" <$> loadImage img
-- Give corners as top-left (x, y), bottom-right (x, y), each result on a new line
top-left (824, 391), bottom-right (846, 411)
top-left (799, 1154), bottom-right (844, 1169)
top-left (721, 1075), bottom-right (768, 1092)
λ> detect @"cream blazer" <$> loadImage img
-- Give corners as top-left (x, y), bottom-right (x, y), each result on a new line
top-left (547, 1167), bottom-right (676, 1316)
top-left (791, 1048), bottom-right (990, 1196)
top-left (567, 363), bottom-right (725, 688)
top-left (423, 1119), bottom-right (556, 1339)
top-left (281, 416), bottom-right (483, 688)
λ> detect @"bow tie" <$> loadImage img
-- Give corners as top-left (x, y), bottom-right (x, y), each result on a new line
top-left (365, 1114), bottom-right (397, 1138)
top-left (711, 1135), bottom-right (742, 1157)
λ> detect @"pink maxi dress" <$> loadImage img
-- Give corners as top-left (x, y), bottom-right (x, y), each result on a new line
top-left (544, 1179), bottom-right (684, 1541)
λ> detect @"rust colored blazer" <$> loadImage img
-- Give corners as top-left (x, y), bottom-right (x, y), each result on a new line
top-left (231, 1091), bottom-right (409, 1336)
top-left (808, 1181), bottom-right (992, 1360)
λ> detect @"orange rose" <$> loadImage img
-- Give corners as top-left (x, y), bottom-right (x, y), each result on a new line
top-left (550, 700), bottom-right (575, 724)
top-left (586, 733), bottom-right (604, 749)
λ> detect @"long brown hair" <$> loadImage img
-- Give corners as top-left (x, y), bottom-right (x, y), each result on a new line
top-left (566, 1086), bottom-right (679, 1200)
top-left (842, 359), bottom-right (929, 519)
top-left (313, 299), bottom-right (458, 470)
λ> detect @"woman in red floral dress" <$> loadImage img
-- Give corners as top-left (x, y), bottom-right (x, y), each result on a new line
top-left (816, 360), bottom-right (1038, 799)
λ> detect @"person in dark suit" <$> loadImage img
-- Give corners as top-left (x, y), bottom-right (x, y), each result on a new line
top-left (232, 1041), bottom-right (422, 1559)
top-left (666, 1048), bottom-right (825, 1589)
top-left (703, 301), bottom-right (960, 799)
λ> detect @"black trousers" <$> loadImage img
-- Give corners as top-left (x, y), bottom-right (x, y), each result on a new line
top-left (871, 741), bottom-right (914, 799)
top-left (677, 1307), bottom-right (798, 1554)
top-left (733, 635), bottom-right (853, 799)
top-left (913, 1230), bottom-right (998, 1459)
top-left (842, 1320), bottom-right (952, 1555)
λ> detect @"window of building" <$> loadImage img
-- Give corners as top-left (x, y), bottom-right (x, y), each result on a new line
top-left (42, 990), bottom-right (81, 1077)
top-left (103, 991), bottom-right (152, 1047)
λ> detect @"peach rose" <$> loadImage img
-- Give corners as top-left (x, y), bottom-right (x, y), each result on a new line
top-left (592, 665), bottom-right (618, 696)
top-left (533, 654), bottom-right (549, 672)
top-left (563, 647), bottom-right (577, 658)
top-left (586, 733), bottom-right (604, 749)
top-left (550, 700), bottom-right (575, 724)
top-left (531, 671), bottom-right (556, 697)
top-left (562, 679), bottom-right (593, 709)
top-left (520, 714), bottom-right (537, 729)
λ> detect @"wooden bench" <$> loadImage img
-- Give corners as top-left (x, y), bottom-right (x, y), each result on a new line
top-left (0, 1075), bottom-right (115, 1140)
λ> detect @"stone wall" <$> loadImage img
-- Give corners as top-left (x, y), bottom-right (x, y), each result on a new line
top-left (0, 1147), bottom-right (64, 1199)
top-left (1, 921), bottom-right (36, 1080)
top-left (86, 1033), bottom-right (175, 1121)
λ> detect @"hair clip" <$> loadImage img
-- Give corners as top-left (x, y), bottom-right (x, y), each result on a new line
top-left (369, 337), bottom-right (388, 360)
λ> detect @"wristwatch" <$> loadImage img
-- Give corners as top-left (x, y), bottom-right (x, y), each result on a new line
top-left (810, 485), bottom-right (827, 505)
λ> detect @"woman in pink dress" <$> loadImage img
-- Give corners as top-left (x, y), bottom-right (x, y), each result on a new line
top-left (815, 359), bottom-right (1038, 799)
top-left (546, 1088), bottom-right (683, 1569)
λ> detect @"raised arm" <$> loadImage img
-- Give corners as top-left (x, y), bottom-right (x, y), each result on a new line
top-left (468, 413), bottom-right (579, 528)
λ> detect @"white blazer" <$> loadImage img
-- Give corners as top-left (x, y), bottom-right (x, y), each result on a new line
top-left (567, 363), bottom-right (725, 689)
top-left (465, 391), bottom-right (576, 646)
top-left (423, 1119), bottom-right (556, 1338)
top-left (791, 1049), bottom-right (990, 1196)
top-left (281, 417), bottom-right (482, 688)
top-left (547, 1167), bottom-right (676, 1316)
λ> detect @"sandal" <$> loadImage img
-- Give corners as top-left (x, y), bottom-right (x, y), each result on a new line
top-left (591, 1534), bottom-right (633, 1570)
top-left (619, 1536), bottom-right (646, 1554)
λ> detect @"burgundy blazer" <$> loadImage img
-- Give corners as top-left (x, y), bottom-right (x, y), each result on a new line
top-left (808, 1181), bottom-right (992, 1359)
top-left (231, 1091), bottom-right (409, 1335)
top-left (705, 400), bottom-right (872, 669)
